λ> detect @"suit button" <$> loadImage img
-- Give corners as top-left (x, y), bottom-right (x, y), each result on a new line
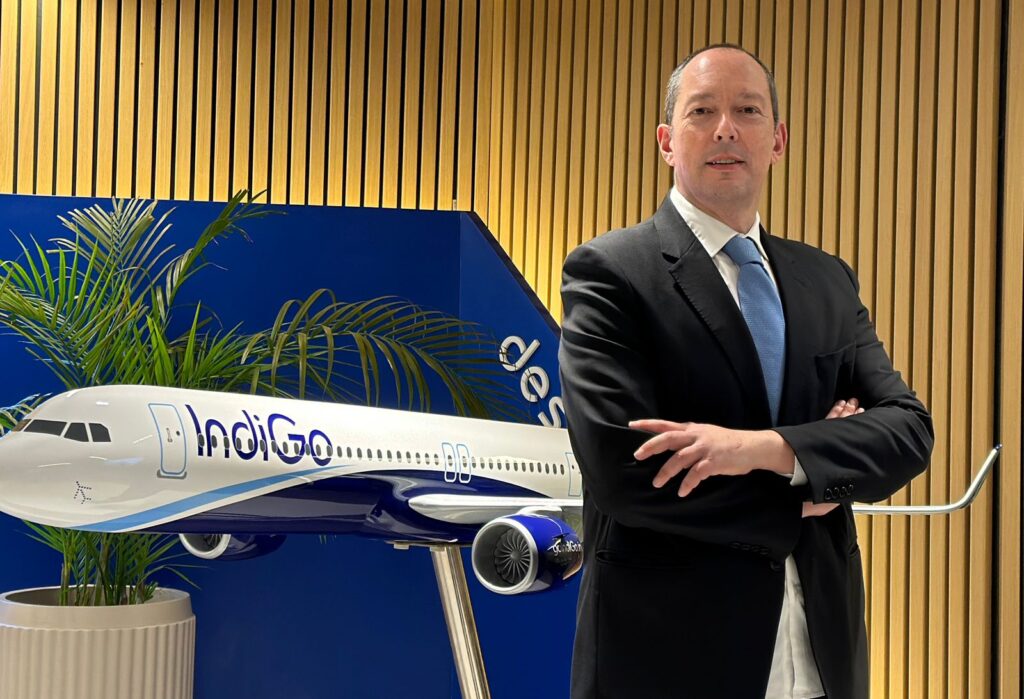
top-left (769, 561), bottom-right (782, 572)
top-left (824, 488), bottom-right (833, 500)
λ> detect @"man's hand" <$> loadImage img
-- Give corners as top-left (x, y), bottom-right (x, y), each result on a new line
top-left (630, 420), bottom-right (795, 498)
top-left (824, 398), bottom-right (863, 420)
top-left (632, 398), bottom-right (865, 500)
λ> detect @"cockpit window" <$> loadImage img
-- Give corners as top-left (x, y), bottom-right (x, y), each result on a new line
top-left (88, 423), bottom-right (111, 442)
top-left (64, 423), bottom-right (89, 442)
top-left (11, 419), bottom-right (30, 432)
top-left (24, 419), bottom-right (66, 436)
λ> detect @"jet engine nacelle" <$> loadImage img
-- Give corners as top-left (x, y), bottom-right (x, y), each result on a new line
top-left (470, 512), bottom-right (582, 595)
top-left (178, 533), bottom-right (286, 561)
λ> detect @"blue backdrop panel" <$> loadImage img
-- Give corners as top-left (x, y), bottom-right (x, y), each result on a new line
top-left (0, 194), bottom-right (577, 699)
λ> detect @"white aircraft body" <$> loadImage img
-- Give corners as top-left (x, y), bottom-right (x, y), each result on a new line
top-left (0, 385), bottom-right (585, 594)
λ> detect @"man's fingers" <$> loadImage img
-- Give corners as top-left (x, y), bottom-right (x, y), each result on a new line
top-left (634, 429), bottom-right (695, 460)
top-left (825, 400), bottom-right (847, 419)
top-left (825, 398), bottom-right (861, 420)
top-left (628, 419), bottom-right (688, 434)
top-left (652, 445), bottom-right (701, 488)
top-left (678, 460), bottom-right (712, 497)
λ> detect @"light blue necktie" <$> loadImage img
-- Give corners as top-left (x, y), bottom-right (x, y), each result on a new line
top-left (722, 235), bottom-right (786, 425)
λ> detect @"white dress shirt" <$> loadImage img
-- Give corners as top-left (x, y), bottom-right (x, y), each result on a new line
top-left (668, 187), bottom-right (825, 699)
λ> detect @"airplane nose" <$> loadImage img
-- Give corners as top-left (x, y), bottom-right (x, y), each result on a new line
top-left (0, 436), bottom-right (81, 528)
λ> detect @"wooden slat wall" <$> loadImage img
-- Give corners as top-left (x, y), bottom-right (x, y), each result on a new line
top-left (1001, 3), bottom-right (1023, 699)
top-left (0, 1), bottom-right (1016, 695)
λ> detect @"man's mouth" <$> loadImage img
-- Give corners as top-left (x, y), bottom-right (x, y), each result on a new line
top-left (707, 159), bottom-right (745, 166)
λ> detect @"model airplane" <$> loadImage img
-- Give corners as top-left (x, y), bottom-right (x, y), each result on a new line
top-left (0, 385), bottom-right (584, 595)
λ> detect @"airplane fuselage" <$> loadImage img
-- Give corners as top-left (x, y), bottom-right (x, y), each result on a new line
top-left (0, 385), bottom-right (582, 543)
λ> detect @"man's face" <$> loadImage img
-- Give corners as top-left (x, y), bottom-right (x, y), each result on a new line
top-left (657, 49), bottom-right (787, 226)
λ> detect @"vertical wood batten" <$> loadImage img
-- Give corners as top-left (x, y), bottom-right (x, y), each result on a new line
top-left (608, 0), bottom-right (631, 231)
top-left (232, 0), bottom-right (256, 197)
top-left (289, 0), bottom-right (311, 204)
top-left (456, 0), bottom-right (478, 212)
top-left (16, 0), bottom-right (38, 194)
top-left (928, 0), bottom-right (958, 694)
top-left (114, 0), bottom-right (139, 198)
top-left (325, 0), bottom-right (347, 205)
top-left (35, 0), bottom-right (58, 195)
top-left (94, 0), bottom-right (118, 195)
top-left (76, 0), bottom-right (98, 196)
top-left (418, 0), bottom-right (441, 210)
top-left (268, 0), bottom-right (291, 203)
top-left (534, 0), bottom-right (560, 312)
top-left (948, 0), bottom-right (980, 693)
top-left (436, 0), bottom-right (460, 212)
top-left (967, 2), bottom-right (1000, 696)
top-left (547, 0), bottom-right (574, 322)
top-left (472, 0), bottom-right (493, 219)
top-left (381, 0), bottom-right (403, 208)
top-left (508, 0), bottom-right (531, 270)
top-left (0, 0), bottom-right (16, 191)
top-left (495, 0), bottom-right (516, 253)
top-left (593, 0), bottom-right (616, 242)
top-left (55, 0), bottom-right (78, 195)
top-left (908, 2), bottom-right (939, 695)
top-left (134, 0), bottom-right (155, 198)
top-left (153, 0), bottom-right (177, 198)
top-left (193, 0), bottom-right (216, 201)
top-left (400, 0), bottom-right (423, 209)
top-left (173, 0), bottom-right (197, 201)
top-left (889, 0), bottom-right (920, 693)
top-left (362, 0), bottom-right (384, 207)
top-left (307, 0), bottom-right (329, 205)
top-left (212, 0), bottom-right (236, 200)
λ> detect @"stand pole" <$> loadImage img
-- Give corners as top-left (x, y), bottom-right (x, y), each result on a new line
top-left (429, 544), bottom-right (491, 699)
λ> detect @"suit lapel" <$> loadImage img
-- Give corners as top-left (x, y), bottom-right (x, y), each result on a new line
top-left (654, 200), bottom-right (771, 425)
top-left (759, 230), bottom-right (816, 427)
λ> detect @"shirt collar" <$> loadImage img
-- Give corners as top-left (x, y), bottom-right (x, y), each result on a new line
top-left (668, 186), bottom-right (766, 260)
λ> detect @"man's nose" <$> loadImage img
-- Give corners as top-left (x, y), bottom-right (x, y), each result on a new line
top-left (713, 114), bottom-right (739, 141)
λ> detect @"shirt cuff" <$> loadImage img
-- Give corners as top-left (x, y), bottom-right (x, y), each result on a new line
top-left (788, 457), bottom-right (808, 486)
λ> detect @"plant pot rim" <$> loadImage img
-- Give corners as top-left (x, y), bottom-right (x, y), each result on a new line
top-left (0, 586), bottom-right (192, 630)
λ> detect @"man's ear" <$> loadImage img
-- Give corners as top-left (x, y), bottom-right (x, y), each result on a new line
top-left (771, 121), bottom-right (788, 163)
top-left (656, 124), bottom-right (673, 165)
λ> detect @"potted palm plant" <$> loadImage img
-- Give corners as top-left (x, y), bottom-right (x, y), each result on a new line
top-left (0, 192), bottom-right (517, 699)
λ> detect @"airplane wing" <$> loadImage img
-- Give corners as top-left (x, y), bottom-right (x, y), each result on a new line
top-left (407, 494), bottom-right (583, 525)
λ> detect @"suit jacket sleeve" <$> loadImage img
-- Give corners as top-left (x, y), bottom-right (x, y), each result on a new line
top-left (559, 241), bottom-right (802, 559)
top-left (774, 257), bottom-right (934, 504)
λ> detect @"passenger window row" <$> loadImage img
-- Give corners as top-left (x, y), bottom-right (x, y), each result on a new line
top-left (193, 433), bottom-right (569, 475)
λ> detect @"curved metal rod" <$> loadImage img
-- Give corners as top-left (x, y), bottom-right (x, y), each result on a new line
top-left (851, 445), bottom-right (1001, 515)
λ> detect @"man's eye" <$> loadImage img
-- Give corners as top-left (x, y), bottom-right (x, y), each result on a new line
top-left (691, 108), bottom-right (710, 116)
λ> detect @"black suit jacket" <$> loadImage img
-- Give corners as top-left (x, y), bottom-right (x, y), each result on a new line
top-left (558, 199), bottom-right (933, 699)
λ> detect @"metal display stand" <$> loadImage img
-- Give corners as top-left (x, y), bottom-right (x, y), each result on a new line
top-left (430, 544), bottom-right (491, 699)
top-left (852, 445), bottom-right (1000, 515)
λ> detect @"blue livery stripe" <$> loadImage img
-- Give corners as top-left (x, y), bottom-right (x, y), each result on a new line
top-left (81, 464), bottom-right (351, 532)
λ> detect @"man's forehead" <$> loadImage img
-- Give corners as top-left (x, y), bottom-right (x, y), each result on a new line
top-left (679, 50), bottom-right (771, 100)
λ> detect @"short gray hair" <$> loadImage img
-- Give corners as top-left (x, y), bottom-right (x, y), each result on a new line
top-left (664, 44), bottom-right (780, 127)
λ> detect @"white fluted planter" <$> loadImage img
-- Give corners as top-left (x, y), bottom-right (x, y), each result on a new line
top-left (0, 587), bottom-right (195, 699)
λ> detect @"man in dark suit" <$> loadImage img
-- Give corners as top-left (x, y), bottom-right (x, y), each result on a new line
top-left (558, 44), bottom-right (933, 699)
